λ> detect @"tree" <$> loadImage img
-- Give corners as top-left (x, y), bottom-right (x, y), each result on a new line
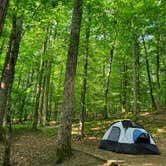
top-left (32, 26), bottom-right (49, 129)
top-left (0, 0), bottom-right (9, 36)
top-left (56, 0), bottom-right (83, 163)
top-left (132, 32), bottom-right (139, 116)
top-left (120, 60), bottom-right (128, 113)
top-left (103, 43), bottom-right (115, 119)
top-left (142, 35), bottom-right (157, 110)
top-left (0, 14), bottom-right (22, 140)
top-left (78, 7), bottom-right (91, 139)
top-left (156, 33), bottom-right (160, 112)
top-left (0, 14), bottom-right (22, 165)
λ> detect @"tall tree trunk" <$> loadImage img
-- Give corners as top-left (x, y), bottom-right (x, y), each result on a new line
top-left (32, 52), bottom-right (44, 129)
top-left (3, 80), bottom-right (12, 166)
top-left (44, 61), bottom-right (51, 122)
top-left (156, 34), bottom-right (160, 112)
top-left (121, 62), bottom-right (127, 113)
top-left (39, 69), bottom-right (46, 126)
top-left (142, 35), bottom-right (157, 110)
top-left (132, 33), bottom-right (139, 116)
top-left (18, 70), bottom-right (34, 122)
top-left (0, 0), bottom-right (9, 36)
top-left (54, 64), bottom-right (63, 121)
top-left (32, 27), bottom-right (49, 130)
top-left (0, 15), bottom-right (22, 140)
top-left (103, 44), bottom-right (115, 119)
top-left (56, 0), bottom-right (83, 163)
top-left (164, 37), bottom-right (166, 108)
top-left (78, 12), bottom-right (90, 139)
top-left (0, 14), bottom-right (22, 165)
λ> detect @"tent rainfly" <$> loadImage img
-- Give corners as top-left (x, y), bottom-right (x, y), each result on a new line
top-left (99, 120), bottom-right (160, 155)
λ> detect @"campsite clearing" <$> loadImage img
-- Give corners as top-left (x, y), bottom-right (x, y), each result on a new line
top-left (0, 111), bottom-right (166, 166)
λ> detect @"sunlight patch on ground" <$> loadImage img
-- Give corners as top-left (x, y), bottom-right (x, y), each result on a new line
top-left (87, 136), bottom-right (97, 140)
top-left (91, 127), bottom-right (104, 131)
top-left (140, 112), bottom-right (151, 116)
top-left (157, 128), bottom-right (166, 133)
top-left (72, 127), bottom-right (78, 135)
top-left (99, 159), bottom-right (125, 166)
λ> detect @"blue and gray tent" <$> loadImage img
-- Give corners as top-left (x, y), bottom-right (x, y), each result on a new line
top-left (99, 120), bottom-right (160, 154)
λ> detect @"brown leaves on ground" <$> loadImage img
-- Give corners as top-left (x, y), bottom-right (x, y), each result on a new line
top-left (0, 132), bottom-right (103, 166)
top-left (0, 111), bottom-right (166, 166)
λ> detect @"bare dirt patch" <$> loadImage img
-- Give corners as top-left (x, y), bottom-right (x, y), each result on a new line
top-left (0, 132), bottom-right (103, 166)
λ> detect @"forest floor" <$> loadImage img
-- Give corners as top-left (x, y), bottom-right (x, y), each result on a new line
top-left (0, 111), bottom-right (166, 166)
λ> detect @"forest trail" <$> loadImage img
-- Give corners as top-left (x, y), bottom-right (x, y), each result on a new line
top-left (0, 111), bottom-right (166, 166)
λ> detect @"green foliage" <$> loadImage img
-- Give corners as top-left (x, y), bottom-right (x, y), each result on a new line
top-left (0, 0), bottom-right (166, 123)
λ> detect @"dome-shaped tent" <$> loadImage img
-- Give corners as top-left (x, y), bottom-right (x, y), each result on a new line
top-left (99, 120), bottom-right (160, 154)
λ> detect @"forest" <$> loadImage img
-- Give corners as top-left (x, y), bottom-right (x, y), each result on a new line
top-left (0, 0), bottom-right (166, 165)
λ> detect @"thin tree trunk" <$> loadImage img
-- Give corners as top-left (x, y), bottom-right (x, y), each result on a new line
top-left (54, 64), bottom-right (63, 121)
top-left (132, 33), bottom-right (139, 116)
top-left (121, 62), bottom-right (127, 113)
top-left (56, 0), bottom-right (83, 163)
top-left (44, 61), bottom-right (51, 122)
top-left (32, 27), bottom-right (49, 130)
top-left (103, 44), bottom-right (115, 119)
top-left (78, 12), bottom-right (90, 139)
top-left (32, 57), bottom-right (44, 129)
top-left (164, 37), bottom-right (166, 108)
top-left (0, 15), bottom-right (22, 140)
top-left (0, 0), bottom-right (9, 36)
top-left (18, 71), bottom-right (34, 122)
top-left (39, 70), bottom-right (46, 126)
top-left (142, 35), bottom-right (157, 110)
top-left (156, 34), bottom-right (160, 112)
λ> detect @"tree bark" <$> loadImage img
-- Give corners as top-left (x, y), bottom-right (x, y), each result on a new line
top-left (44, 60), bottom-right (51, 122)
top-left (39, 70), bottom-right (45, 126)
top-left (18, 71), bottom-right (34, 122)
top-left (0, 0), bottom-right (9, 36)
top-left (3, 81), bottom-right (12, 166)
top-left (120, 62), bottom-right (127, 113)
top-left (0, 15), bottom-right (22, 140)
top-left (54, 64), bottom-right (63, 121)
top-left (56, 0), bottom-right (83, 163)
top-left (103, 44), bottom-right (115, 119)
top-left (0, 14), bottom-right (22, 165)
top-left (132, 33), bottom-right (139, 116)
top-left (142, 35), bottom-right (157, 110)
top-left (78, 12), bottom-right (90, 139)
top-left (156, 34), bottom-right (160, 112)
top-left (32, 27), bottom-right (49, 130)
top-left (164, 37), bottom-right (166, 108)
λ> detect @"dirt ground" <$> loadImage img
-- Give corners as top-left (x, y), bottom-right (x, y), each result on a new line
top-left (0, 132), bottom-right (104, 166)
top-left (0, 130), bottom-right (166, 166)
top-left (0, 112), bottom-right (166, 166)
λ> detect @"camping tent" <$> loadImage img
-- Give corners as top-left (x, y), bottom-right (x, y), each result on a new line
top-left (99, 120), bottom-right (160, 154)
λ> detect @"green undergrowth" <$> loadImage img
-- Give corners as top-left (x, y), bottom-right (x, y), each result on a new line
top-left (9, 111), bottom-right (166, 140)
top-left (11, 122), bottom-right (59, 137)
